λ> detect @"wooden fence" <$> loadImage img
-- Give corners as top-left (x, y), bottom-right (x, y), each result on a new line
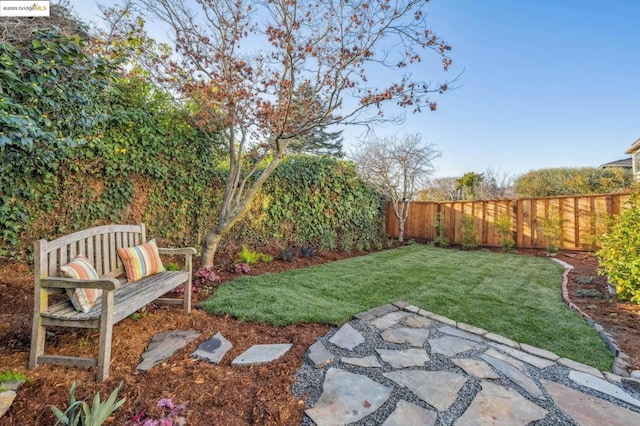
top-left (385, 192), bottom-right (631, 250)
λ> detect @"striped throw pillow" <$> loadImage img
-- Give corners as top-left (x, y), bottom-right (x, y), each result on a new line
top-left (117, 239), bottom-right (165, 282)
top-left (60, 255), bottom-right (102, 313)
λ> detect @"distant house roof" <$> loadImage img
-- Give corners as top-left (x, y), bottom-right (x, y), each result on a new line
top-left (600, 158), bottom-right (632, 169)
top-left (625, 138), bottom-right (640, 154)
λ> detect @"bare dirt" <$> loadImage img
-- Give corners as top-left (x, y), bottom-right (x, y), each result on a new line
top-left (1, 247), bottom-right (638, 425)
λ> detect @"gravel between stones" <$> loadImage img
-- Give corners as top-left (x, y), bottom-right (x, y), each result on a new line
top-left (293, 313), bottom-right (640, 426)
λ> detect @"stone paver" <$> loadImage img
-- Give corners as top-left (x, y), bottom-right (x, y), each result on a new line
top-left (557, 357), bottom-right (605, 379)
top-left (305, 368), bottom-right (392, 426)
top-left (137, 330), bottom-right (201, 371)
top-left (488, 343), bottom-right (555, 369)
top-left (439, 325), bottom-right (484, 343)
top-left (542, 379), bottom-right (640, 426)
top-left (329, 323), bottom-right (365, 350)
top-left (480, 353), bottom-right (545, 399)
top-left (297, 302), bottom-right (640, 425)
top-left (403, 315), bottom-right (432, 328)
top-left (308, 341), bottom-right (334, 368)
top-left (382, 400), bottom-right (437, 426)
top-left (383, 370), bottom-right (467, 411)
top-left (231, 343), bottom-right (292, 366)
top-left (456, 381), bottom-right (548, 426)
top-left (569, 370), bottom-right (640, 408)
top-left (370, 311), bottom-right (411, 330)
top-left (191, 332), bottom-right (232, 364)
top-left (429, 335), bottom-right (482, 356)
top-left (380, 327), bottom-right (430, 347)
top-left (452, 358), bottom-right (501, 379)
top-left (341, 355), bottom-right (382, 368)
top-left (376, 348), bottom-right (430, 368)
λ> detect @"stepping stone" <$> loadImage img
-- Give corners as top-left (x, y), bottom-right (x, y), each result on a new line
top-left (541, 379), bottom-right (640, 426)
top-left (329, 324), bottom-right (365, 351)
top-left (429, 336), bottom-right (482, 356)
top-left (481, 353), bottom-right (545, 400)
top-left (305, 368), bottom-right (392, 425)
top-left (569, 370), bottom-right (640, 408)
top-left (0, 391), bottom-right (16, 418)
top-left (341, 355), bottom-right (382, 368)
top-left (382, 400), bottom-right (437, 426)
top-left (367, 304), bottom-right (399, 317)
top-left (137, 330), bottom-right (201, 371)
top-left (308, 341), bottom-right (334, 368)
top-left (191, 332), bottom-right (232, 364)
top-left (404, 315), bottom-right (432, 328)
top-left (488, 343), bottom-right (555, 369)
top-left (381, 327), bottom-right (430, 347)
top-left (376, 348), bottom-right (430, 368)
top-left (231, 343), bottom-right (292, 366)
top-left (452, 359), bottom-right (500, 380)
top-left (439, 325), bottom-right (484, 343)
top-left (383, 370), bottom-right (467, 411)
top-left (371, 311), bottom-right (411, 330)
top-left (456, 381), bottom-right (548, 425)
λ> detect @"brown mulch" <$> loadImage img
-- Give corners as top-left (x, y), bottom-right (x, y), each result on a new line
top-left (1, 248), bottom-right (639, 425)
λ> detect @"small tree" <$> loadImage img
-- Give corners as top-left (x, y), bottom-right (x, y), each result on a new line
top-left (352, 134), bottom-right (439, 242)
top-left (123, 0), bottom-right (453, 267)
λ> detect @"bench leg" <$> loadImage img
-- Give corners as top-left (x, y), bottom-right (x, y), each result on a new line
top-left (184, 253), bottom-right (192, 314)
top-left (29, 317), bottom-right (45, 369)
top-left (29, 291), bottom-right (48, 368)
top-left (97, 291), bottom-right (115, 382)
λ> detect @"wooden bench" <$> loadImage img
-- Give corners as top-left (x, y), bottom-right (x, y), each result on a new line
top-left (29, 223), bottom-right (196, 381)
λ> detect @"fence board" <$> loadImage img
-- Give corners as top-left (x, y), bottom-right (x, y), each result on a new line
top-left (385, 192), bottom-right (631, 250)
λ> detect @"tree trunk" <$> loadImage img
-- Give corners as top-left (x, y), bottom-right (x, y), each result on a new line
top-left (398, 219), bottom-right (405, 242)
top-left (201, 231), bottom-right (223, 268)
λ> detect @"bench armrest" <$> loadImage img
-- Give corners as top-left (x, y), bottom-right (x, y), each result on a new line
top-left (157, 247), bottom-right (197, 256)
top-left (40, 277), bottom-right (121, 291)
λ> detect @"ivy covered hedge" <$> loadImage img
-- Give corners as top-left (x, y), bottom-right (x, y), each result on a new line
top-left (0, 28), bottom-right (383, 261)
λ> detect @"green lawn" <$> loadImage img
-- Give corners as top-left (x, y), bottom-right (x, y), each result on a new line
top-left (199, 244), bottom-right (613, 370)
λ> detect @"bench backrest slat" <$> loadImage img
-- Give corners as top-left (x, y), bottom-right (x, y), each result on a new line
top-left (35, 224), bottom-right (147, 281)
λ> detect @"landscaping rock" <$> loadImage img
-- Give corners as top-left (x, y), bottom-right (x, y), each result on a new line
top-left (231, 343), bottom-right (292, 366)
top-left (380, 327), bottom-right (430, 347)
top-left (376, 348), bottom-right (430, 368)
top-left (329, 323), bottom-right (365, 350)
top-left (383, 370), bottom-right (467, 411)
top-left (0, 391), bottom-right (16, 418)
top-left (382, 400), bottom-right (437, 426)
top-left (341, 355), bottom-right (382, 368)
top-left (568, 370), bottom-right (640, 408)
top-left (307, 341), bottom-right (334, 368)
top-left (191, 332), bottom-right (232, 364)
top-left (452, 359), bottom-right (500, 380)
top-left (429, 336), bottom-right (482, 357)
top-left (137, 330), bottom-right (201, 372)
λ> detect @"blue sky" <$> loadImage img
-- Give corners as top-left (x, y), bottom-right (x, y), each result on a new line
top-left (68, 0), bottom-right (639, 179)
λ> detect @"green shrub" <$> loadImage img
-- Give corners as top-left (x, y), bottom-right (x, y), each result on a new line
top-left (541, 207), bottom-right (564, 254)
top-left (340, 231), bottom-right (355, 253)
top-left (433, 212), bottom-right (448, 247)
top-left (597, 190), bottom-right (640, 304)
top-left (355, 241), bottom-right (365, 251)
top-left (460, 215), bottom-right (478, 250)
top-left (280, 247), bottom-right (297, 262)
top-left (576, 289), bottom-right (603, 298)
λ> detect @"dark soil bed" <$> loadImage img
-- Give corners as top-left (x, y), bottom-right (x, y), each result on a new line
top-left (0, 247), bottom-right (638, 425)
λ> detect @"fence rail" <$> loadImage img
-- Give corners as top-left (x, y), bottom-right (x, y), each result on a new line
top-left (385, 192), bottom-right (631, 250)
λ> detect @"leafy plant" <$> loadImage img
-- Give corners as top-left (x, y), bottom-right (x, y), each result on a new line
top-left (495, 213), bottom-right (515, 252)
top-left (164, 262), bottom-right (181, 271)
top-left (355, 241), bottom-right (365, 251)
top-left (433, 212), bottom-right (448, 247)
top-left (576, 275), bottom-right (596, 285)
top-left (318, 231), bottom-right (338, 251)
top-left (128, 397), bottom-right (186, 426)
top-left (575, 289), bottom-right (603, 298)
top-left (233, 262), bottom-right (250, 274)
top-left (193, 267), bottom-right (221, 291)
top-left (541, 208), bottom-right (564, 254)
top-left (597, 189), bottom-right (640, 304)
top-left (0, 371), bottom-right (27, 383)
top-left (299, 244), bottom-right (317, 258)
top-left (374, 241), bottom-right (383, 251)
top-left (280, 247), bottom-right (297, 262)
top-left (51, 381), bottom-right (125, 426)
top-left (460, 215), bottom-right (479, 250)
top-left (236, 245), bottom-right (262, 266)
top-left (259, 253), bottom-right (274, 263)
top-left (340, 231), bottom-right (355, 253)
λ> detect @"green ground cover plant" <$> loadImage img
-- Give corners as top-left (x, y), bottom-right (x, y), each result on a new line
top-left (201, 245), bottom-right (613, 370)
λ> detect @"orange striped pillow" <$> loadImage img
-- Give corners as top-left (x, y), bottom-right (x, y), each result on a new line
top-left (117, 239), bottom-right (165, 282)
top-left (60, 255), bottom-right (102, 313)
